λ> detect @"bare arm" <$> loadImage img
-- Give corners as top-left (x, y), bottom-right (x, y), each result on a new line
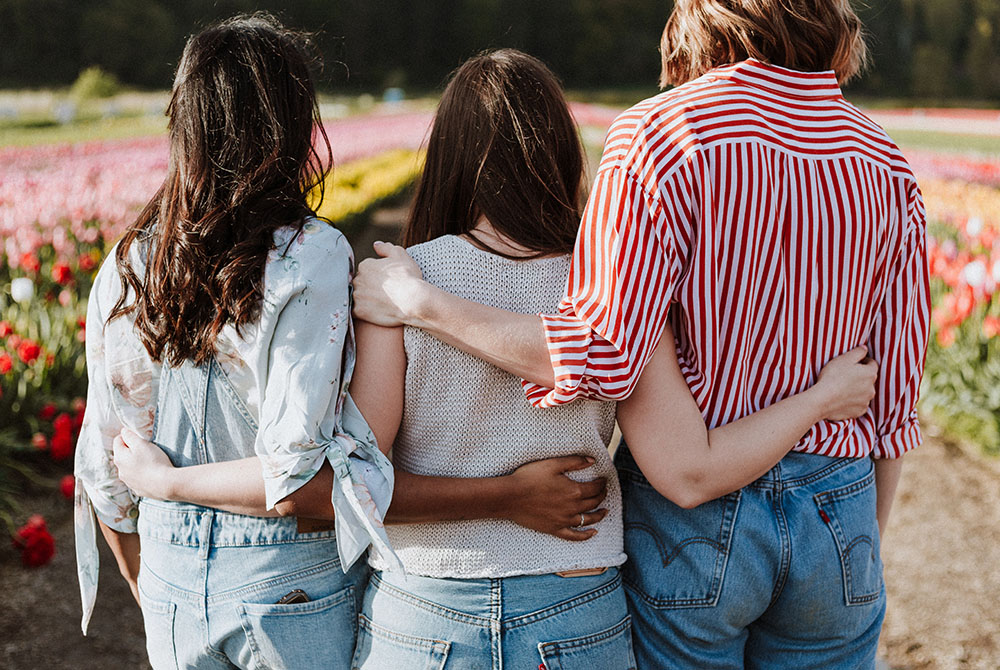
top-left (617, 325), bottom-right (879, 509)
top-left (874, 457), bottom-right (904, 536)
top-left (352, 242), bottom-right (554, 387)
top-left (97, 519), bottom-right (141, 606)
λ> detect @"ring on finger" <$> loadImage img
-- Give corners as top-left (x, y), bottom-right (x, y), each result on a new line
top-left (579, 513), bottom-right (585, 527)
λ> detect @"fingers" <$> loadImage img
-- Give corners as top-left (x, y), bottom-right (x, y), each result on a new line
top-left (574, 477), bottom-right (607, 502)
top-left (579, 508), bottom-right (609, 526)
top-left (555, 455), bottom-right (597, 473)
top-left (578, 493), bottom-right (608, 511)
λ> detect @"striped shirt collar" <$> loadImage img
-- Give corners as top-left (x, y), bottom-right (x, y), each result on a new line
top-left (706, 58), bottom-right (842, 100)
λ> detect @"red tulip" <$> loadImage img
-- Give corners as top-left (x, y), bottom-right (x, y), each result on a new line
top-left (39, 404), bottom-right (57, 421)
top-left (59, 475), bottom-right (75, 500)
top-left (51, 263), bottom-right (73, 285)
top-left (50, 431), bottom-right (73, 461)
top-left (0, 321), bottom-right (12, 338)
top-left (12, 515), bottom-right (55, 568)
top-left (19, 252), bottom-right (40, 274)
top-left (16, 339), bottom-right (40, 365)
top-left (0, 353), bottom-right (11, 374)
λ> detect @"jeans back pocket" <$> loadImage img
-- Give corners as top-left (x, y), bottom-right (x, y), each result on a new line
top-left (537, 615), bottom-right (636, 670)
top-left (813, 463), bottom-right (883, 606)
top-left (620, 468), bottom-right (740, 609)
top-left (238, 585), bottom-right (358, 669)
top-left (352, 614), bottom-right (450, 670)
top-left (139, 592), bottom-right (179, 670)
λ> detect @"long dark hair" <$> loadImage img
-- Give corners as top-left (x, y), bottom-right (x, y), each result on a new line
top-left (402, 49), bottom-right (584, 258)
top-left (110, 13), bottom-right (331, 366)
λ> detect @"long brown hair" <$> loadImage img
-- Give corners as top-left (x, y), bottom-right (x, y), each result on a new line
top-left (110, 13), bottom-right (331, 366)
top-left (402, 49), bottom-right (584, 258)
top-left (660, 0), bottom-right (869, 88)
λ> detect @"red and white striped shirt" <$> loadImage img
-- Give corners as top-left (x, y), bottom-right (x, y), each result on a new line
top-left (524, 59), bottom-right (930, 460)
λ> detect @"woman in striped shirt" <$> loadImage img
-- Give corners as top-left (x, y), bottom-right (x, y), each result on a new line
top-left (352, 1), bottom-right (930, 668)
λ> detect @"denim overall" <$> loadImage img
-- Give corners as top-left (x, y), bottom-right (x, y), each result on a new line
top-left (136, 357), bottom-right (368, 670)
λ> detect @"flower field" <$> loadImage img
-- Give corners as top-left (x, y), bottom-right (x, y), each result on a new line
top-left (1, 102), bottom-right (998, 567)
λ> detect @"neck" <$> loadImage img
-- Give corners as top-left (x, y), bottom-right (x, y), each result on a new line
top-left (463, 219), bottom-right (540, 258)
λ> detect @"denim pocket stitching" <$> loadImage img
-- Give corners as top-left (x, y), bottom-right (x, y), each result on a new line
top-left (210, 557), bottom-right (344, 603)
top-left (138, 590), bottom-right (179, 670)
top-left (537, 615), bottom-right (636, 670)
top-left (813, 470), bottom-right (882, 606)
top-left (352, 613), bottom-right (451, 670)
top-left (370, 573), bottom-right (494, 626)
top-left (622, 492), bottom-right (740, 609)
top-left (238, 584), bottom-right (357, 667)
top-left (537, 614), bottom-right (631, 653)
top-left (505, 572), bottom-right (623, 628)
top-left (238, 584), bottom-right (355, 617)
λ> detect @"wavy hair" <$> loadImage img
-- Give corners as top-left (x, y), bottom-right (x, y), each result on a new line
top-left (110, 13), bottom-right (331, 366)
top-left (660, 0), bottom-right (869, 87)
top-left (402, 49), bottom-right (584, 258)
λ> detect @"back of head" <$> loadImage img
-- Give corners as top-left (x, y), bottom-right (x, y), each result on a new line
top-left (660, 0), bottom-right (868, 87)
top-left (403, 49), bottom-right (584, 257)
top-left (112, 13), bottom-right (330, 366)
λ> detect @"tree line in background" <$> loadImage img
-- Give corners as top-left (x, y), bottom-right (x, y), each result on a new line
top-left (1, 0), bottom-right (1000, 101)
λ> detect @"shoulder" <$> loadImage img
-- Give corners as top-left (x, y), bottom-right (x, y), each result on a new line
top-left (268, 218), bottom-right (353, 283)
top-left (601, 77), bottom-right (723, 179)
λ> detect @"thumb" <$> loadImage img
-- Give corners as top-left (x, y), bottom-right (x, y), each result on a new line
top-left (372, 240), bottom-right (405, 259)
top-left (845, 345), bottom-right (868, 363)
top-left (120, 427), bottom-right (143, 446)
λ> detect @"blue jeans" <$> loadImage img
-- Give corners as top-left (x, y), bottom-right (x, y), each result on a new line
top-left (352, 568), bottom-right (636, 670)
top-left (616, 444), bottom-right (886, 670)
top-left (137, 499), bottom-right (369, 670)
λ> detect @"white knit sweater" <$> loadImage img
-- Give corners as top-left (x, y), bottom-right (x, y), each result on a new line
top-left (368, 235), bottom-right (625, 578)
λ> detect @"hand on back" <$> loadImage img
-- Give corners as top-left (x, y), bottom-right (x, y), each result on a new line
top-left (504, 455), bottom-right (608, 542)
top-left (112, 427), bottom-right (176, 500)
top-left (813, 346), bottom-right (879, 421)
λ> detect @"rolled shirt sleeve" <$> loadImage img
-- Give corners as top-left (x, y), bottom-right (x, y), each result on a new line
top-left (523, 165), bottom-right (687, 408)
top-left (867, 183), bottom-right (931, 459)
top-left (254, 222), bottom-right (400, 570)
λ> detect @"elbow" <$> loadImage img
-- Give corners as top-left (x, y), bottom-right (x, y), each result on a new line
top-left (652, 471), bottom-right (715, 510)
top-left (273, 497), bottom-right (299, 518)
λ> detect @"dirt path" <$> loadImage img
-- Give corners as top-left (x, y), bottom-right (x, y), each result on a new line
top-left (1, 432), bottom-right (997, 668)
top-left (879, 433), bottom-right (1000, 669)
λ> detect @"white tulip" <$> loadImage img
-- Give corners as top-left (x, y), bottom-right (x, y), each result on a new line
top-left (10, 277), bottom-right (34, 303)
top-left (961, 260), bottom-right (988, 289)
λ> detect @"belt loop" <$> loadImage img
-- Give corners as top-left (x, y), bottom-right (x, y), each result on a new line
top-left (197, 508), bottom-right (214, 559)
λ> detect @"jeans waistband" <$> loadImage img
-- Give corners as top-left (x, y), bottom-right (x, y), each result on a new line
top-left (137, 498), bottom-right (337, 547)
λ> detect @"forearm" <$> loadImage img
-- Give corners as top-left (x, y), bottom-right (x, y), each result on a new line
top-left (874, 456), bottom-right (904, 536)
top-left (97, 519), bottom-right (141, 605)
top-left (701, 389), bottom-right (825, 490)
top-left (384, 469), bottom-right (513, 524)
top-left (619, 329), bottom-right (828, 508)
top-left (162, 457), bottom-right (279, 517)
top-left (406, 282), bottom-right (554, 387)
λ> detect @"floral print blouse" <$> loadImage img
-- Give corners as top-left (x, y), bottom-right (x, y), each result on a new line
top-left (74, 219), bottom-right (399, 634)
